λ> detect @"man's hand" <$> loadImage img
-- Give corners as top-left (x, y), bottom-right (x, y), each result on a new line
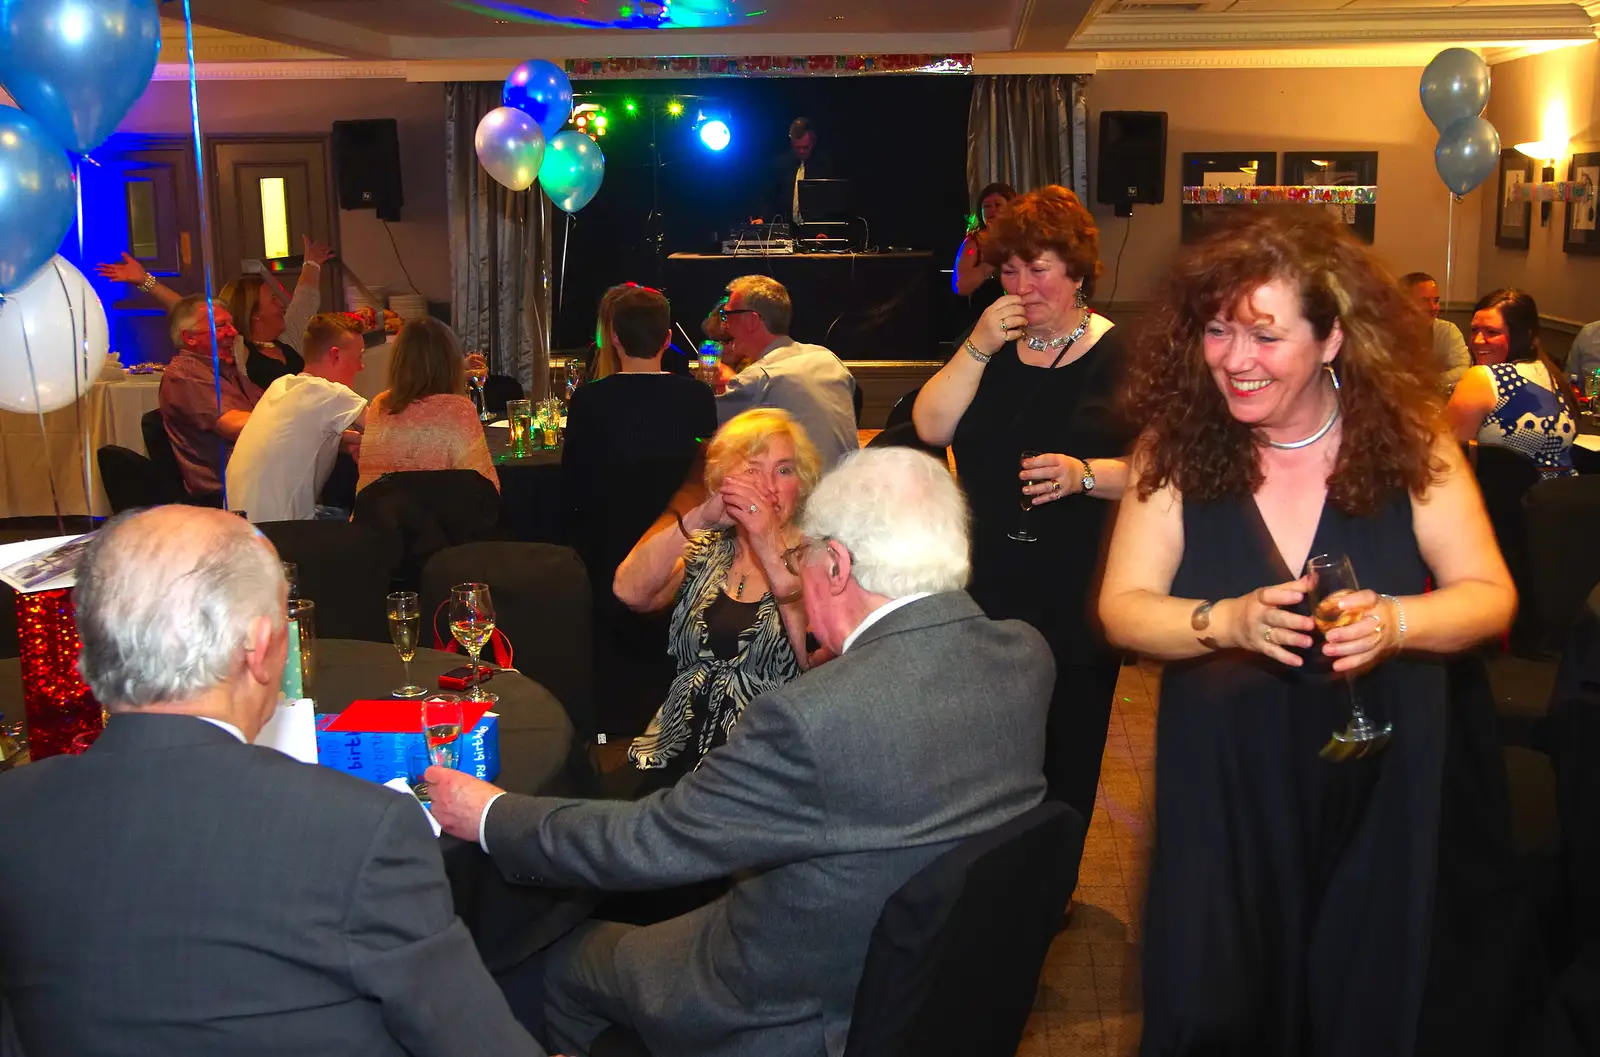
top-left (424, 766), bottom-right (505, 842)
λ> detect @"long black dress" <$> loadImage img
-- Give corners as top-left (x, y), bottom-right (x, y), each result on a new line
top-left (1142, 488), bottom-right (1447, 1056)
top-left (951, 325), bottom-right (1132, 830)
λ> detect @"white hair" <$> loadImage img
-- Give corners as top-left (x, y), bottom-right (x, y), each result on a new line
top-left (168, 295), bottom-right (228, 349)
top-left (800, 447), bottom-right (969, 598)
top-left (76, 508), bottom-right (286, 708)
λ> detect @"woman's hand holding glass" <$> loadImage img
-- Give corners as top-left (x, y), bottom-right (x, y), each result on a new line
top-left (972, 294), bottom-right (1028, 354)
top-left (1319, 589), bottom-right (1399, 674)
top-left (1021, 453), bottom-right (1086, 505)
top-left (1220, 577), bottom-right (1316, 667)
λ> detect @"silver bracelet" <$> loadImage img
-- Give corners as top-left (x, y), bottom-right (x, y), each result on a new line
top-left (1380, 593), bottom-right (1406, 647)
top-left (138, 274), bottom-right (158, 293)
top-left (962, 339), bottom-right (992, 365)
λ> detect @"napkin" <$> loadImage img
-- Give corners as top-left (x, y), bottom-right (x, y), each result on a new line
top-left (256, 698), bottom-right (318, 764)
top-left (384, 777), bottom-right (443, 836)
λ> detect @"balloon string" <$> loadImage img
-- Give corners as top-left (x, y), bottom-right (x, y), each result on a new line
top-left (74, 157), bottom-right (85, 263)
top-left (10, 296), bottom-right (65, 536)
top-left (182, 0), bottom-right (227, 509)
top-left (559, 211), bottom-right (572, 319)
top-left (50, 260), bottom-right (94, 523)
top-left (1444, 192), bottom-right (1457, 321)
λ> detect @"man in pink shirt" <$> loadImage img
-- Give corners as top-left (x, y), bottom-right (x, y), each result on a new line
top-left (158, 297), bottom-right (259, 499)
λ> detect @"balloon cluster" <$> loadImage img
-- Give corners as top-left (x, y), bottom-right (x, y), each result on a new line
top-left (1421, 49), bottom-right (1500, 197)
top-left (0, 0), bottom-right (158, 412)
top-left (477, 59), bottom-right (607, 214)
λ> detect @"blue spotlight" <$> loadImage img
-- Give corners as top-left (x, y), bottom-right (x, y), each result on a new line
top-left (699, 118), bottom-right (731, 152)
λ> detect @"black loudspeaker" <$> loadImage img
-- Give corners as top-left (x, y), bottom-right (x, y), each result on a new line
top-left (1096, 110), bottom-right (1167, 217)
top-left (332, 119), bottom-right (403, 222)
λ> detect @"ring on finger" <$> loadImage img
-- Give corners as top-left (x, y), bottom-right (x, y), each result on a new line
top-left (1263, 626), bottom-right (1273, 644)
top-left (1051, 480), bottom-right (1061, 493)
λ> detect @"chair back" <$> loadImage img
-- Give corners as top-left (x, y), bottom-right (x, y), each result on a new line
top-left (96, 445), bottom-right (176, 513)
top-left (483, 374), bottom-right (524, 416)
top-left (420, 542), bottom-right (595, 789)
top-left (255, 521), bottom-right (402, 642)
top-left (1473, 445), bottom-right (1543, 632)
top-left (140, 409), bottom-right (187, 499)
top-left (867, 421), bottom-right (948, 461)
top-left (352, 470), bottom-right (508, 588)
top-left (1523, 475), bottom-right (1600, 651)
top-left (852, 382), bottom-right (864, 426)
top-left (884, 386), bottom-right (921, 432)
top-left (842, 801), bottom-right (1084, 1057)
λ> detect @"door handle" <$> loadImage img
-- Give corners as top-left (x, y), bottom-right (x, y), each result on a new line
top-left (179, 231), bottom-right (191, 267)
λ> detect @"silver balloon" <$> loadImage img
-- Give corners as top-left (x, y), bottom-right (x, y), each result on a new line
top-left (1435, 116), bottom-right (1501, 196)
top-left (474, 106), bottom-right (546, 192)
top-left (0, 256), bottom-right (109, 414)
top-left (1419, 48), bottom-right (1491, 134)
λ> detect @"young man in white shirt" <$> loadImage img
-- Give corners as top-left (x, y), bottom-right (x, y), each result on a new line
top-left (226, 314), bottom-right (369, 522)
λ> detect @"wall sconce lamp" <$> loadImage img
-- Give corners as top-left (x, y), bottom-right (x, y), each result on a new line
top-left (1516, 139), bottom-right (1567, 225)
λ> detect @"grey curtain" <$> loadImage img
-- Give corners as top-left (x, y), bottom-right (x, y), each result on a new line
top-left (446, 82), bottom-right (552, 399)
top-left (966, 75), bottom-right (1090, 202)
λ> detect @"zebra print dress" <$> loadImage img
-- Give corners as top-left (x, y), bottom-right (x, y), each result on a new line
top-left (628, 529), bottom-right (801, 776)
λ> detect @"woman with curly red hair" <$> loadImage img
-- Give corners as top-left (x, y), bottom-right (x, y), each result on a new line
top-left (1099, 208), bottom-right (1514, 1054)
top-left (915, 185), bottom-right (1132, 845)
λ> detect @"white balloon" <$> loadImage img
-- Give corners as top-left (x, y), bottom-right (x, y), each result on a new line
top-left (0, 256), bottom-right (110, 414)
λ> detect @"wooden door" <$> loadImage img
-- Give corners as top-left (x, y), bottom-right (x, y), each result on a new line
top-left (75, 135), bottom-right (204, 365)
top-left (207, 136), bottom-right (340, 320)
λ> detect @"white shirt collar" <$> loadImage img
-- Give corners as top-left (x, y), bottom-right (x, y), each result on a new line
top-left (197, 716), bottom-right (247, 743)
top-left (841, 593), bottom-right (934, 653)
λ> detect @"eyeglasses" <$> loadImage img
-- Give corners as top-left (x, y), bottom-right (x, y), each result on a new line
top-left (781, 536), bottom-right (849, 577)
top-left (718, 307), bottom-right (758, 321)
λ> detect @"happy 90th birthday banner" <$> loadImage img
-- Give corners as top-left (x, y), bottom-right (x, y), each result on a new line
top-left (563, 54), bottom-right (973, 77)
top-left (1181, 186), bottom-right (1380, 205)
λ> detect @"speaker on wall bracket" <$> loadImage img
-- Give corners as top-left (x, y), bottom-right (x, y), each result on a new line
top-left (1096, 111), bottom-right (1167, 218)
top-left (332, 119), bottom-right (404, 222)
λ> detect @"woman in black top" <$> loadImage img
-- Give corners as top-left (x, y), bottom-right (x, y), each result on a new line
top-left (915, 185), bottom-right (1132, 840)
top-left (952, 182), bottom-right (1016, 327)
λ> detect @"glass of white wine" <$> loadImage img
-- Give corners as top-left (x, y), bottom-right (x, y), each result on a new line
top-left (449, 582), bottom-right (498, 704)
top-left (1305, 553), bottom-right (1393, 760)
top-left (466, 352), bottom-right (491, 422)
top-left (421, 693), bottom-right (465, 770)
top-left (387, 591), bottom-right (426, 699)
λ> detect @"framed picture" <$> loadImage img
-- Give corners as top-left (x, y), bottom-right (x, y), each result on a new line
top-left (1496, 149), bottom-right (1534, 250)
top-left (1563, 150), bottom-right (1600, 256)
top-left (1180, 151), bottom-right (1277, 244)
top-left (1281, 151), bottom-right (1377, 242)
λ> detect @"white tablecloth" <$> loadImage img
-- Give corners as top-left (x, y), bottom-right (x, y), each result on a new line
top-left (0, 373), bottom-right (163, 518)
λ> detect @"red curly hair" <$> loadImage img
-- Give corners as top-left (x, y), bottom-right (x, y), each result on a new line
top-left (1125, 207), bottom-right (1444, 515)
top-left (980, 185), bottom-right (1102, 292)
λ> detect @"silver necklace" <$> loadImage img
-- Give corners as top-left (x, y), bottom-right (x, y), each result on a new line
top-left (1266, 402), bottom-right (1340, 450)
top-left (1024, 309), bottom-right (1091, 353)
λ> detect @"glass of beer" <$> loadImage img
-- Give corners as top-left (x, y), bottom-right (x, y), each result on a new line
top-left (421, 693), bottom-right (465, 770)
top-left (287, 599), bottom-right (316, 698)
top-left (1305, 553), bottom-right (1393, 760)
top-left (506, 399), bottom-right (533, 456)
top-left (387, 591), bottom-right (426, 699)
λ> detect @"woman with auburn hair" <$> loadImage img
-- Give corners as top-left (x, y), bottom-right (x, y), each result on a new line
top-left (914, 184), bottom-right (1133, 848)
top-left (354, 317), bottom-right (498, 493)
top-left (1099, 208), bottom-right (1514, 1054)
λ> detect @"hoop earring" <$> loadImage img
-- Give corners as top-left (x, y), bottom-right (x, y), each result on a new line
top-left (1074, 287), bottom-right (1088, 309)
top-left (1325, 364), bottom-right (1341, 391)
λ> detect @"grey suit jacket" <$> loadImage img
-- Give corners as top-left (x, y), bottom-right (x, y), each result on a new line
top-left (0, 714), bottom-right (544, 1057)
top-left (716, 338), bottom-right (860, 469)
top-left (485, 591), bottom-right (1052, 1057)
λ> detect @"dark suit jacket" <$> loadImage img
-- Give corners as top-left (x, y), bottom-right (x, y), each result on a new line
top-left (0, 714), bottom-right (545, 1057)
top-left (485, 591), bottom-right (1053, 1057)
top-left (764, 147), bottom-right (837, 221)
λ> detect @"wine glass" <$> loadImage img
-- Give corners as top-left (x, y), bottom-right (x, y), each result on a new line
top-left (1305, 553), bottom-right (1393, 760)
top-left (387, 591), bottom-right (427, 699)
top-left (421, 693), bottom-right (465, 770)
top-left (466, 351), bottom-right (491, 421)
top-left (281, 561), bottom-right (298, 600)
top-left (1009, 450), bottom-right (1043, 543)
top-left (448, 582), bottom-right (498, 704)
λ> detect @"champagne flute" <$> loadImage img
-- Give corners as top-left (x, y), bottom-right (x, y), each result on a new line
top-left (1009, 450), bottom-right (1043, 543)
top-left (387, 591), bottom-right (427, 699)
top-left (421, 694), bottom-right (465, 770)
top-left (1305, 553), bottom-right (1393, 761)
top-left (449, 582), bottom-right (499, 704)
top-left (467, 353), bottom-right (491, 422)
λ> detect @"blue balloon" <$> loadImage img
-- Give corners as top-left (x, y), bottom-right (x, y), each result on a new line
top-left (538, 131), bottom-right (605, 214)
top-left (503, 59), bottom-right (573, 141)
top-left (1419, 47), bottom-right (1490, 134)
top-left (0, 108), bottom-right (76, 293)
top-left (1435, 116), bottom-right (1501, 196)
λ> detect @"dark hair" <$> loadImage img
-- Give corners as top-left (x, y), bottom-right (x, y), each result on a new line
top-left (980, 185), bottom-right (1101, 293)
top-left (975, 182), bottom-right (1016, 211)
top-left (1399, 271), bottom-right (1436, 289)
top-left (1124, 206), bottom-right (1443, 516)
top-left (788, 117), bottom-right (815, 141)
top-left (1474, 288), bottom-right (1577, 416)
top-left (610, 285), bottom-right (671, 360)
top-left (384, 317), bottom-right (464, 416)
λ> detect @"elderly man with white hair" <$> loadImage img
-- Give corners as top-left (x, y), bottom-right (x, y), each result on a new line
top-left (428, 446), bottom-right (1054, 1057)
top-left (0, 506), bottom-right (548, 1057)
top-left (158, 294), bottom-right (259, 499)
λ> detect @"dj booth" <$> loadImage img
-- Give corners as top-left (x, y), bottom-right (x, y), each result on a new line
top-left (661, 250), bottom-right (939, 361)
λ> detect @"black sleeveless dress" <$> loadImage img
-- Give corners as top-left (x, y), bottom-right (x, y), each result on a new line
top-left (1142, 488), bottom-right (1447, 1057)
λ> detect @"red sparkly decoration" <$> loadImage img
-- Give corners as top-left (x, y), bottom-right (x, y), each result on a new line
top-left (15, 589), bottom-right (103, 760)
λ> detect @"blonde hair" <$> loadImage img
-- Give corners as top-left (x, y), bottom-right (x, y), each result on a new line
top-left (705, 408), bottom-right (822, 506)
top-left (589, 285), bottom-right (631, 382)
top-left (301, 313), bottom-right (362, 364)
top-left (384, 317), bottom-right (465, 415)
top-left (217, 276), bottom-right (275, 343)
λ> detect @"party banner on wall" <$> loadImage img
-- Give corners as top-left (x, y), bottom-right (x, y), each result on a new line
top-left (564, 54), bottom-right (973, 78)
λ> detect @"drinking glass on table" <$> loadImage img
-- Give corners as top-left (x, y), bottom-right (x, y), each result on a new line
top-left (281, 562), bottom-right (297, 600)
top-left (1009, 450), bottom-right (1043, 543)
top-left (506, 399), bottom-right (534, 456)
top-left (466, 351), bottom-right (491, 422)
top-left (421, 693), bottom-right (465, 770)
top-left (288, 599), bottom-right (316, 697)
top-left (387, 591), bottom-right (427, 699)
top-left (1305, 553), bottom-right (1393, 761)
top-left (448, 582), bottom-right (498, 704)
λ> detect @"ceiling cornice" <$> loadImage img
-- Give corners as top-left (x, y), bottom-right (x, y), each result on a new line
top-left (1074, 4), bottom-right (1595, 51)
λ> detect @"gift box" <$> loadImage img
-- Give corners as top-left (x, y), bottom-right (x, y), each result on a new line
top-left (315, 710), bottom-right (500, 784)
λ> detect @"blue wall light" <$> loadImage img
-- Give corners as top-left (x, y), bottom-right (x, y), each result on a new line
top-left (698, 118), bottom-right (731, 152)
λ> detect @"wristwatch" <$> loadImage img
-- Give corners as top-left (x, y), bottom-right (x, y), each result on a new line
top-left (1080, 459), bottom-right (1096, 494)
top-left (1191, 600), bottom-right (1216, 631)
